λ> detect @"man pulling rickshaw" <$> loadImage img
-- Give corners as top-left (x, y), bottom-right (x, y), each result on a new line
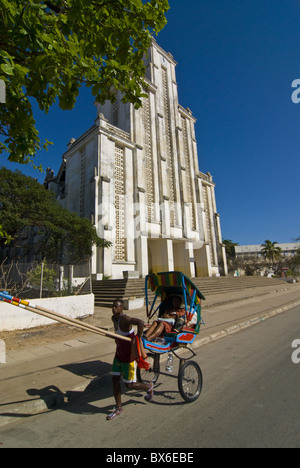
top-left (106, 271), bottom-right (206, 419)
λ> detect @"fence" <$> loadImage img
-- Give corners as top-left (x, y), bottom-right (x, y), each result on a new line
top-left (0, 259), bottom-right (92, 299)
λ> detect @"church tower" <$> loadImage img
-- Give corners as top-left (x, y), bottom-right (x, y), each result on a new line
top-left (48, 40), bottom-right (227, 279)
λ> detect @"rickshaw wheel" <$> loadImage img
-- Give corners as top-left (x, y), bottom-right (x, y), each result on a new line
top-left (178, 360), bottom-right (203, 403)
top-left (137, 353), bottom-right (160, 385)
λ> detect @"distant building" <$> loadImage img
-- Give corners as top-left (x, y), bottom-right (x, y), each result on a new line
top-left (45, 40), bottom-right (227, 279)
top-left (235, 243), bottom-right (300, 258)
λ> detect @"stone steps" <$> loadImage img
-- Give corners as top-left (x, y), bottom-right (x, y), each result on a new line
top-left (92, 276), bottom-right (286, 308)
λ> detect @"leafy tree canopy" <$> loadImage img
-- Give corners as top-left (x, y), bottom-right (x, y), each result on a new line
top-left (260, 240), bottom-right (282, 263)
top-left (223, 239), bottom-right (239, 259)
top-left (0, 222), bottom-right (12, 244)
top-left (0, 167), bottom-right (111, 262)
top-left (0, 0), bottom-right (169, 166)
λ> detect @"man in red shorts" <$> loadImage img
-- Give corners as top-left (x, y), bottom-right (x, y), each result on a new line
top-left (107, 299), bottom-right (154, 421)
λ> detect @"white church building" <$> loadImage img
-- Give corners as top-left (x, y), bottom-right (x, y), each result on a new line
top-left (45, 40), bottom-right (228, 280)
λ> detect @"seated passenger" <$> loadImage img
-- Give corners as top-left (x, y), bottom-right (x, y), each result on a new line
top-left (144, 296), bottom-right (186, 342)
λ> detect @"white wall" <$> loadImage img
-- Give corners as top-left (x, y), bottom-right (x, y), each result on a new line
top-left (0, 294), bottom-right (94, 331)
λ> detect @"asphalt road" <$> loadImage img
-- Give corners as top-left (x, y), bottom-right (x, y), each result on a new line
top-left (0, 306), bottom-right (299, 449)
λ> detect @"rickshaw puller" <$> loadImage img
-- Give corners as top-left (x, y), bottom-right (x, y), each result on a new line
top-left (107, 299), bottom-right (154, 421)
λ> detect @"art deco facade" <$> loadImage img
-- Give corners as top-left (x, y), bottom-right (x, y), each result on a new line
top-left (45, 40), bottom-right (227, 279)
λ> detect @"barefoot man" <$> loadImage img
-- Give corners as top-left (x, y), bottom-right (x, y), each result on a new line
top-left (107, 299), bottom-right (154, 420)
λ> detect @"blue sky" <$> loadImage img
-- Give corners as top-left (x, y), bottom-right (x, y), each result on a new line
top-left (2, 0), bottom-right (300, 246)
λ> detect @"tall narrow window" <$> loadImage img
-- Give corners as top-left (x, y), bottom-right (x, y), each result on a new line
top-left (182, 117), bottom-right (196, 230)
top-left (143, 94), bottom-right (154, 223)
top-left (114, 145), bottom-right (126, 261)
top-left (80, 148), bottom-right (86, 217)
top-left (162, 68), bottom-right (175, 226)
top-left (202, 185), bottom-right (215, 265)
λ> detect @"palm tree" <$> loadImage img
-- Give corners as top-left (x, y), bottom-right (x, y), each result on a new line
top-left (223, 239), bottom-right (239, 259)
top-left (261, 240), bottom-right (282, 264)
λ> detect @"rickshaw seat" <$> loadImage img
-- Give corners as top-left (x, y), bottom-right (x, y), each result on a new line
top-left (163, 317), bottom-right (198, 340)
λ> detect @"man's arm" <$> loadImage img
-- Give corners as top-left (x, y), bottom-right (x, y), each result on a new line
top-left (124, 315), bottom-right (144, 338)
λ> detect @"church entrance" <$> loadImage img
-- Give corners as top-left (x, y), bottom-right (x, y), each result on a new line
top-left (173, 241), bottom-right (188, 275)
top-left (147, 239), bottom-right (174, 274)
top-left (173, 241), bottom-right (195, 278)
top-left (147, 239), bottom-right (195, 278)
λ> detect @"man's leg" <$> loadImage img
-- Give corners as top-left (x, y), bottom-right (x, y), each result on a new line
top-left (107, 375), bottom-right (124, 420)
top-left (107, 358), bottom-right (125, 420)
top-left (145, 322), bottom-right (158, 338)
top-left (125, 381), bottom-right (154, 402)
top-left (112, 375), bottom-right (122, 409)
top-left (125, 381), bottom-right (149, 392)
top-left (124, 361), bottom-right (154, 402)
top-left (145, 322), bottom-right (164, 342)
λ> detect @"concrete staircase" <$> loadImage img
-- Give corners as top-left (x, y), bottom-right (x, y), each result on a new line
top-left (92, 276), bottom-right (287, 308)
top-left (191, 276), bottom-right (285, 296)
top-left (92, 278), bottom-right (150, 307)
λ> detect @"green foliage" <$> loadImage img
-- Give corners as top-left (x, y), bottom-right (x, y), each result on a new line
top-left (27, 262), bottom-right (57, 290)
top-left (0, 167), bottom-right (111, 262)
top-left (0, 223), bottom-right (12, 244)
top-left (260, 240), bottom-right (282, 263)
top-left (223, 239), bottom-right (239, 259)
top-left (0, 0), bottom-right (169, 165)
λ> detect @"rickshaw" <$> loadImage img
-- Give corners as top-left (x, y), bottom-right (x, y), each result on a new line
top-left (138, 271), bottom-right (206, 403)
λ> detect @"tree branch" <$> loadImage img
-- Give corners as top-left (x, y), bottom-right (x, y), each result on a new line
top-left (43, 1), bottom-right (65, 14)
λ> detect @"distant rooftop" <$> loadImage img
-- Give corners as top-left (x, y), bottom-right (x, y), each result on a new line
top-left (235, 243), bottom-right (300, 256)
